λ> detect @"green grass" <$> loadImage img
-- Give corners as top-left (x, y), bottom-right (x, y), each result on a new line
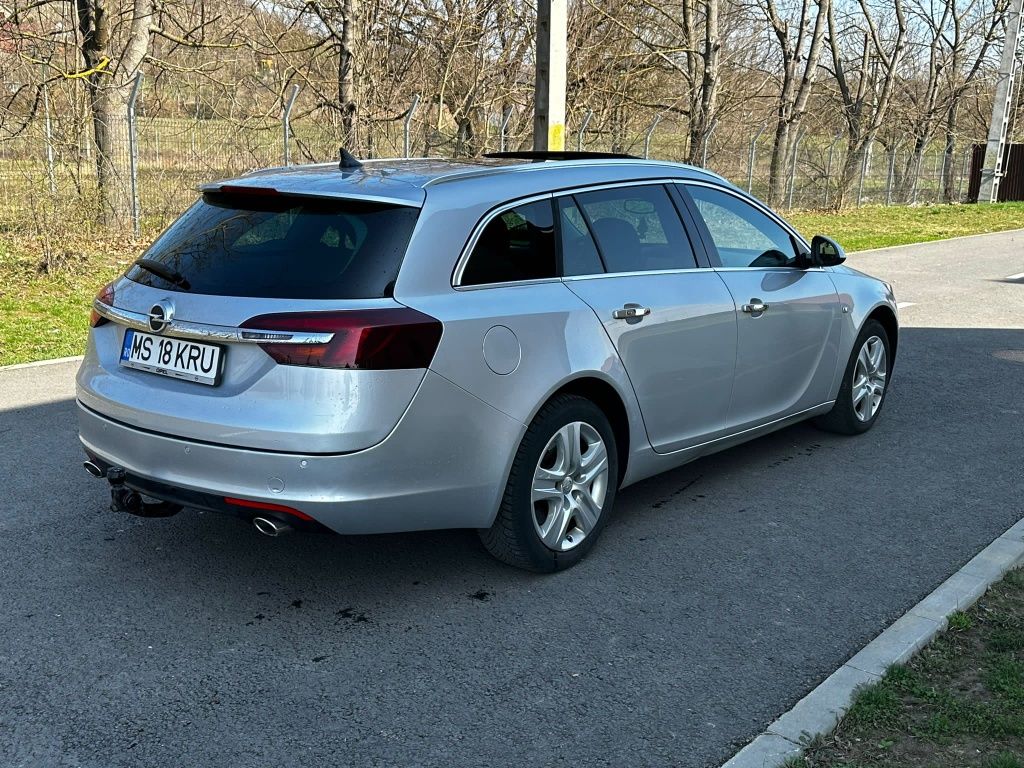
top-left (801, 568), bottom-right (1024, 767)
top-left (0, 232), bottom-right (137, 366)
top-left (786, 202), bottom-right (1024, 252)
top-left (1, 200), bottom-right (1024, 367)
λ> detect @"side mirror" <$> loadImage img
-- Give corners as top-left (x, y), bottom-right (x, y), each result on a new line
top-left (811, 235), bottom-right (846, 267)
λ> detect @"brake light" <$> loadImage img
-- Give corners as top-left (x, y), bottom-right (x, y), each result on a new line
top-left (217, 184), bottom-right (280, 196)
top-left (240, 308), bottom-right (443, 370)
top-left (89, 282), bottom-right (115, 328)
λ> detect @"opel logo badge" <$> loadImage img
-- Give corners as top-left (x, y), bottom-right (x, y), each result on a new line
top-left (148, 300), bottom-right (174, 333)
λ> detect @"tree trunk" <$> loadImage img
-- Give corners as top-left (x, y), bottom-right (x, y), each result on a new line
top-left (338, 0), bottom-right (360, 151)
top-left (942, 102), bottom-right (959, 203)
top-left (88, 82), bottom-right (133, 225)
top-left (897, 135), bottom-right (927, 203)
top-left (76, 0), bottom-right (151, 227)
top-left (767, 118), bottom-right (791, 205)
top-left (687, 0), bottom-right (719, 166)
top-left (832, 137), bottom-right (863, 211)
top-left (455, 116), bottom-right (474, 157)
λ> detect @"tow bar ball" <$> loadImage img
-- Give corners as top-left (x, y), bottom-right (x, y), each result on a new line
top-left (95, 464), bottom-right (182, 518)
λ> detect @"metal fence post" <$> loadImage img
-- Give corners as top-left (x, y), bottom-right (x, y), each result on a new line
top-left (41, 63), bottom-right (57, 197)
top-left (958, 148), bottom-right (970, 201)
top-left (500, 107), bottom-right (512, 153)
top-left (823, 132), bottom-right (842, 208)
top-left (282, 84), bottom-right (300, 166)
top-left (910, 151), bottom-right (921, 204)
top-left (787, 129), bottom-right (804, 209)
top-left (403, 93), bottom-right (420, 157)
top-left (643, 115), bottom-right (663, 160)
top-left (127, 72), bottom-right (143, 238)
top-left (701, 119), bottom-right (718, 168)
top-left (747, 124), bottom-right (766, 193)
top-left (577, 109), bottom-right (594, 151)
top-left (885, 144), bottom-right (897, 206)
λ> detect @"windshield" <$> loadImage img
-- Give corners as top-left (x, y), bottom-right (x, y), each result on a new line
top-left (125, 192), bottom-right (420, 300)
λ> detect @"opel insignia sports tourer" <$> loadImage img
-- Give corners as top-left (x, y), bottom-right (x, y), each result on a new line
top-left (78, 151), bottom-right (898, 571)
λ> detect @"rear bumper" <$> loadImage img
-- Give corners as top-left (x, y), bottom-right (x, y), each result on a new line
top-left (78, 370), bottom-right (525, 535)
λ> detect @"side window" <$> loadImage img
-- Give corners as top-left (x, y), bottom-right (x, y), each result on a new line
top-left (556, 196), bottom-right (604, 277)
top-left (573, 185), bottom-right (697, 273)
top-left (686, 185), bottom-right (797, 268)
top-left (461, 200), bottom-right (557, 286)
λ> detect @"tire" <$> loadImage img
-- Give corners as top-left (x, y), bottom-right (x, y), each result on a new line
top-left (815, 319), bottom-right (892, 435)
top-left (479, 393), bottom-right (619, 572)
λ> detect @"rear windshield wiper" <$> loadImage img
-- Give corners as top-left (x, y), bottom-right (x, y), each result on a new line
top-left (134, 258), bottom-right (191, 290)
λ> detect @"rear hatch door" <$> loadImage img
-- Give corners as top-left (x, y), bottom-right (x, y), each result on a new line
top-left (78, 188), bottom-right (439, 454)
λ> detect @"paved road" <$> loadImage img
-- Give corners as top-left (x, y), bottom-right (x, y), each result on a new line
top-left (1, 230), bottom-right (1022, 768)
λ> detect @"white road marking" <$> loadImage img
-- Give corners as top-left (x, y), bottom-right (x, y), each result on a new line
top-left (896, 302), bottom-right (916, 309)
top-left (1005, 272), bottom-right (1024, 281)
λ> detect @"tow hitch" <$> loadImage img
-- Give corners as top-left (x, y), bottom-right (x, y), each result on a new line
top-left (104, 466), bottom-right (182, 518)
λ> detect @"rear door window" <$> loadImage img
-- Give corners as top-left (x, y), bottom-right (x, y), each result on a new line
top-left (126, 191), bottom-right (419, 299)
top-left (573, 185), bottom-right (697, 273)
top-left (460, 199), bottom-right (557, 286)
top-left (556, 196), bottom-right (605, 276)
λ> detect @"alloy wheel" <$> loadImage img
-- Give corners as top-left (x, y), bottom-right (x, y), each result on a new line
top-left (852, 335), bottom-right (887, 422)
top-left (531, 421), bottom-right (609, 551)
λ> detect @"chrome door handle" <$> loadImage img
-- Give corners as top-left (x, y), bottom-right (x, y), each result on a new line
top-left (742, 299), bottom-right (769, 314)
top-left (612, 305), bottom-right (651, 320)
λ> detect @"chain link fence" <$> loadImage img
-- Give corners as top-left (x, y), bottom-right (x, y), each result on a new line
top-left (0, 76), bottom-right (991, 238)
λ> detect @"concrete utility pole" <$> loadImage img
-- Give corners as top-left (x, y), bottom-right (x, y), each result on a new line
top-left (533, 0), bottom-right (567, 151)
top-left (979, 0), bottom-right (1024, 203)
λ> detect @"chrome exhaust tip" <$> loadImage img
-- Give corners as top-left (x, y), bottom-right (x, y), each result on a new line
top-left (253, 516), bottom-right (293, 537)
top-left (83, 460), bottom-right (104, 478)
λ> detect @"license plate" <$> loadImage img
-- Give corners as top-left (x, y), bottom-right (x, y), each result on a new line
top-left (119, 329), bottom-right (224, 386)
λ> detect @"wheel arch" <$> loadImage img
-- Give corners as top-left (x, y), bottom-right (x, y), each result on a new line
top-left (535, 376), bottom-right (632, 485)
top-left (865, 304), bottom-right (899, 364)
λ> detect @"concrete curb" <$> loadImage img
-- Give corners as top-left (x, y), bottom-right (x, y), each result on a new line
top-left (0, 355), bottom-right (83, 373)
top-left (722, 516), bottom-right (1024, 768)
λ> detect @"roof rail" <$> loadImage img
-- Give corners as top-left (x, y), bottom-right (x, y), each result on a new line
top-left (484, 151), bottom-right (638, 162)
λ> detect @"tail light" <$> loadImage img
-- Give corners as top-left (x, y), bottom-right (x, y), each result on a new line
top-left (89, 282), bottom-right (115, 328)
top-left (240, 308), bottom-right (443, 370)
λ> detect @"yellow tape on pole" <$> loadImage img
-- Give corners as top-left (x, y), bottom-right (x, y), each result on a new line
top-left (549, 123), bottom-right (565, 152)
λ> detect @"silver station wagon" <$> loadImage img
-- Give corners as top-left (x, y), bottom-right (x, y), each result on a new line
top-left (79, 151), bottom-right (898, 571)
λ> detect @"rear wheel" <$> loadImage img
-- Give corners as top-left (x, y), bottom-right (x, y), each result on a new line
top-left (815, 319), bottom-right (891, 435)
top-left (479, 394), bottom-right (618, 572)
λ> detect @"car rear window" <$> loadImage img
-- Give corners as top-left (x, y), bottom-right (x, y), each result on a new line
top-left (125, 192), bottom-right (420, 299)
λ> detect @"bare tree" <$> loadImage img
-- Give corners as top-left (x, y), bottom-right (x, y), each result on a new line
top-left (891, 0), bottom-right (1005, 200)
top-left (73, 0), bottom-right (152, 223)
top-left (826, 0), bottom-right (905, 209)
top-left (759, 0), bottom-right (831, 205)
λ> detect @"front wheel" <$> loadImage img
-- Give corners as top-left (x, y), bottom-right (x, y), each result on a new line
top-left (815, 319), bottom-right (892, 435)
top-left (479, 394), bottom-right (618, 572)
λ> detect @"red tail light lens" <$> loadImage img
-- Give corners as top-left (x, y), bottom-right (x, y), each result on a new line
top-left (89, 282), bottom-right (115, 328)
top-left (240, 308), bottom-right (443, 370)
top-left (224, 496), bottom-right (314, 522)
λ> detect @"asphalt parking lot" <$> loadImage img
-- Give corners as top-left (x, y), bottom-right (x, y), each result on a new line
top-left (1, 229), bottom-right (1022, 768)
